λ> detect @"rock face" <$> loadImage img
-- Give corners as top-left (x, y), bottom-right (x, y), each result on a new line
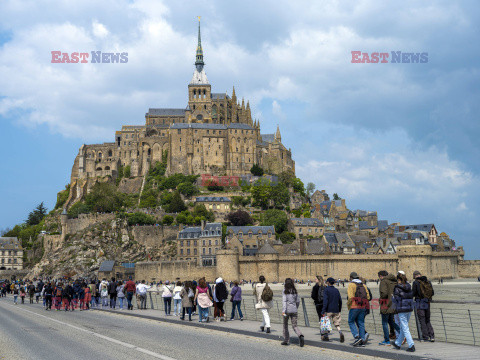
top-left (29, 217), bottom-right (177, 278)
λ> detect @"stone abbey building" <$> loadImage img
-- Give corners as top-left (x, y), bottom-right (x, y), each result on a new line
top-left (69, 20), bottom-right (295, 191)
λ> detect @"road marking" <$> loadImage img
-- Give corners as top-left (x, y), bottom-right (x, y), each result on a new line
top-left (6, 304), bottom-right (176, 360)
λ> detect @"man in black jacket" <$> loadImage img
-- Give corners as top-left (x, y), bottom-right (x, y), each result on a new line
top-left (412, 271), bottom-right (435, 342)
top-left (108, 278), bottom-right (118, 309)
top-left (311, 276), bottom-right (325, 331)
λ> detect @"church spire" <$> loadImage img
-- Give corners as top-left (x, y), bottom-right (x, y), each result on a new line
top-left (275, 124), bottom-right (282, 142)
top-left (195, 16), bottom-right (204, 71)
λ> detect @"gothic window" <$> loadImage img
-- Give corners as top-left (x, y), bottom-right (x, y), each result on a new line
top-left (180, 138), bottom-right (182, 143)
top-left (148, 148), bottom-right (151, 156)
top-left (105, 166), bottom-right (110, 170)
top-left (193, 89), bottom-right (196, 96)
top-left (180, 146), bottom-right (181, 151)
top-left (204, 105), bottom-right (207, 110)
top-left (203, 89), bottom-right (206, 95)
top-left (108, 150), bottom-right (112, 157)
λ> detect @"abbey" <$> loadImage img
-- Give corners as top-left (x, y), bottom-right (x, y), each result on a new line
top-left (70, 20), bottom-right (294, 187)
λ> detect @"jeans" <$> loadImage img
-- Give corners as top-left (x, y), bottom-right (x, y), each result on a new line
top-left (13, 295), bottom-right (18, 304)
top-left (283, 313), bottom-right (303, 343)
top-left (417, 307), bottom-right (435, 340)
top-left (381, 313), bottom-right (400, 342)
top-left (109, 294), bottom-right (117, 308)
top-left (163, 297), bottom-right (172, 315)
top-left (118, 297), bottom-right (124, 309)
top-left (198, 306), bottom-right (209, 322)
top-left (261, 308), bottom-right (271, 328)
top-left (139, 294), bottom-right (147, 309)
top-left (231, 300), bottom-right (243, 319)
top-left (182, 307), bottom-right (192, 320)
top-left (395, 312), bottom-right (414, 348)
top-left (173, 299), bottom-right (182, 315)
top-left (126, 292), bottom-right (134, 309)
top-left (348, 309), bottom-right (366, 340)
top-left (102, 296), bottom-right (109, 307)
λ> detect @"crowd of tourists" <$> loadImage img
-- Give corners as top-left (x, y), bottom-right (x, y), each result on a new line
top-left (1, 269), bottom-right (436, 353)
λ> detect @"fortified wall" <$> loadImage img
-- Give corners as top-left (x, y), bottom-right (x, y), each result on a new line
top-left (458, 260), bottom-right (480, 278)
top-left (134, 245), bottom-right (465, 282)
top-left (131, 225), bottom-right (179, 248)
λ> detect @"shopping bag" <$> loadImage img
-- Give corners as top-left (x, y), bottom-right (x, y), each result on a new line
top-left (320, 315), bottom-right (332, 333)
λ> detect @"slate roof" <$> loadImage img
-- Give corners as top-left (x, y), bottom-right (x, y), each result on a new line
top-left (257, 243), bottom-right (278, 254)
top-left (228, 123), bottom-right (254, 130)
top-left (0, 237), bottom-right (22, 250)
top-left (359, 221), bottom-right (376, 230)
top-left (195, 196), bottom-right (231, 203)
top-left (256, 140), bottom-right (269, 147)
top-left (261, 134), bottom-right (275, 143)
top-left (335, 233), bottom-right (355, 248)
top-left (227, 226), bottom-right (275, 236)
top-left (324, 233), bottom-right (338, 245)
top-left (319, 201), bottom-right (333, 213)
top-left (170, 123), bottom-right (227, 130)
top-left (147, 108), bottom-right (186, 116)
top-left (306, 239), bottom-right (325, 254)
top-left (395, 224), bottom-right (435, 233)
top-left (179, 223), bottom-right (222, 238)
top-left (99, 260), bottom-right (115, 272)
top-left (290, 218), bottom-right (323, 226)
top-left (378, 220), bottom-right (389, 232)
top-left (211, 93), bottom-right (230, 100)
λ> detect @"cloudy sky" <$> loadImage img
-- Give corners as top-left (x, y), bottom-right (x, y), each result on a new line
top-left (1, 0), bottom-right (479, 258)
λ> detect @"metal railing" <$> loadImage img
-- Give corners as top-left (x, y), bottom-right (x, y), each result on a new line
top-left (139, 292), bottom-right (480, 346)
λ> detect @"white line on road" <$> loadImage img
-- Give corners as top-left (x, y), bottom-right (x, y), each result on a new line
top-left (6, 304), bottom-right (176, 360)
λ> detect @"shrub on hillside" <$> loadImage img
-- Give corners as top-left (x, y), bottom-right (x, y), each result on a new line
top-left (126, 212), bottom-right (156, 226)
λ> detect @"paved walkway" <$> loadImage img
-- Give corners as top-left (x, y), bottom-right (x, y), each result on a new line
top-left (95, 307), bottom-right (479, 360)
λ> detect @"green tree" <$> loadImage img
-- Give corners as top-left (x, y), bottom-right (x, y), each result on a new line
top-left (54, 184), bottom-right (70, 210)
top-left (260, 209), bottom-right (288, 234)
top-left (278, 170), bottom-right (295, 187)
top-left (270, 182), bottom-right (290, 209)
top-left (124, 165), bottom-right (131, 178)
top-left (292, 178), bottom-right (305, 196)
top-left (84, 182), bottom-right (125, 213)
top-left (27, 202), bottom-right (48, 226)
top-left (250, 163), bottom-right (264, 176)
top-left (306, 182), bottom-right (316, 197)
top-left (126, 212), bottom-right (156, 226)
top-left (177, 182), bottom-right (197, 197)
top-left (302, 210), bottom-right (311, 218)
top-left (333, 193), bottom-right (341, 200)
top-left (139, 188), bottom-right (159, 208)
top-left (67, 201), bottom-right (91, 218)
top-left (166, 191), bottom-right (187, 213)
top-left (162, 215), bottom-right (174, 225)
top-left (279, 231), bottom-right (296, 244)
top-left (192, 204), bottom-right (215, 222)
top-left (251, 180), bottom-right (271, 209)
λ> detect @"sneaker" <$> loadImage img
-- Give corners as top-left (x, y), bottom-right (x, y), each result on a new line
top-left (379, 340), bottom-right (390, 346)
top-left (352, 338), bottom-right (362, 347)
top-left (260, 326), bottom-right (265, 332)
top-left (240, 318), bottom-right (243, 321)
top-left (339, 333), bottom-right (345, 343)
top-left (299, 335), bottom-right (304, 347)
top-left (321, 335), bottom-right (329, 341)
top-left (406, 345), bottom-right (416, 352)
top-left (429, 337), bottom-right (435, 342)
top-left (281, 341), bottom-right (289, 346)
top-left (392, 342), bottom-right (401, 350)
top-left (266, 327), bottom-right (271, 334)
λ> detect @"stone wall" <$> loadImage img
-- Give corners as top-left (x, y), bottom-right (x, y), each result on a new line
top-left (134, 246), bottom-right (465, 283)
top-left (65, 213), bottom-right (116, 235)
top-left (458, 260), bottom-right (480, 278)
top-left (43, 234), bottom-right (62, 252)
top-left (118, 177), bottom-right (143, 194)
top-left (131, 225), bottom-right (179, 248)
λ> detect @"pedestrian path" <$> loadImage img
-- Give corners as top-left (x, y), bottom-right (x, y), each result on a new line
top-left (96, 307), bottom-right (479, 360)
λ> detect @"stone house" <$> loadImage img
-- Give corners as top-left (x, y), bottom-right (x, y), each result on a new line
top-left (395, 224), bottom-right (438, 244)
top-left (310, 190), bottom-right (329, 204)
top-left (313, 201), bottom-right (339, 232)
top-left (354, 210), bottom-right (378, 228)
top-left (98, 260), bottom-right (135, 280)
top-left (177, 222), bottom-right (222, 266)
top-left (335, 211), bottom-right (358, 232)
top-left (287, 217), bottom-right (324, 239)
top-left (225, 225), bottom-right (276, 256)
top-left (194, 196), bottom-right (231, 220)
top-left (0, 237), bottom-right (23, 270)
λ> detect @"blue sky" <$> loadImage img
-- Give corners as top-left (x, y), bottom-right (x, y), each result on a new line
top-left (1, 0), bottom-right (479, 259)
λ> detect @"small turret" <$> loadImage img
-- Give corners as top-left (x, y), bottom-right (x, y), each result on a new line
top-left (275, 124), bottom-right (282, 142)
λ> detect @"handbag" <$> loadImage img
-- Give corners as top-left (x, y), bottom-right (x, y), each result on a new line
top-left (320, 315), bottom-right (332, 333)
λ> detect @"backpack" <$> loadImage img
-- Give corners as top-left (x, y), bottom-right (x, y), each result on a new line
top-left (261, 284), bottom-right (273, 302)
top-left (354, 283), bottom-right (368, 300)
top-left (187, 288), bottom-right (194, 298)
top-left (419, 279), bottom-right (434, 300)
top-left (56, 287), bottom-right (63, 297)
top-left (318, 285), bottom-right (325, 303)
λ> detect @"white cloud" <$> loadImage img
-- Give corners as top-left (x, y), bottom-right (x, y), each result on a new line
top-left (92, 20), bottom-right (109, 38)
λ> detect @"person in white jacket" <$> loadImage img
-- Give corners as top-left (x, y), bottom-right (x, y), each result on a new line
top-left (136, 280), bottom-right (151, 310)
top-left (173, 282), bottom-right (183, 316)
top-left (253, 275), bottom-right (273, 333)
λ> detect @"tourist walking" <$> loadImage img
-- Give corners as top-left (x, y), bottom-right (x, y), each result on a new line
top-left (213, 278), bottom-right (228, 321)
top-left (101, 282), bottom-right (109, 308)
top-left (230, 281), bottom-right (243, 321)
top-left (347, 272), bottom-right (370, 347)
top-left (27, 282), bottom-right (35, 304)
top-left (108, 278), bottom-right (118, 309)
top-left (78, 283), bottom-right (85, 310)
top-left (63, 282), bottom-right (74, 311)
top-left (136, 280), bottom-right (150, 309)
top-left (125, 277), bottom-right (136, 310)
top-left (117, 281), bottom-right (125, 310)
top-left (281, 278), bottom-right (304, 347)
top-left (254, 275), bottom-right (273, 333)
top-left (44, 282), bottom-right (53, 310)
top-left (311, 275), bottom-right (326, 335)
top-left (84, 283), bottom-right (91, 310)
top-left (378, 270), bottom-right (400, 345)
top-left (162, 280), bottom-right (173, 315)
top-left (194, 278), bottom-right (213, 322)
top-left (173, 281), bottom-right (183, 316)
top-left (180, 281), bottom-right (194, 321)
top-left (392, 273), bottom-right (415, 352)
top-left (321, 277), bottom-right (344, 342)
top-left (412, 270), bottom-right (435, 342)
top-left (13, 286), bottom-right (19, 305)
top-left (54, 282), bottom-right (63, 310)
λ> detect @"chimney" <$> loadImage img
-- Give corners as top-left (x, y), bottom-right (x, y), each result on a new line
top-left (201, 219), bottom-right (205, 230)
top-left (300, 238), bottom-right (306, 255)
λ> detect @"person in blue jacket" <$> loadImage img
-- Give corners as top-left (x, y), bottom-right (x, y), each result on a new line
top-left (321, 277), bottom-right (344, 343)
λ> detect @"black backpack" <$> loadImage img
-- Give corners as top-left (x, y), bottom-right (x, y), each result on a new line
top-left (355, 283), bottom-right (368, 300)
top-left (318, 285), bottom-right (325, 303)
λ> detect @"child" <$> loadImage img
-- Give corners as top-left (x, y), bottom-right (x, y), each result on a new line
top-left (281, 278), bottom-right (304, 347)
top-left (13, 286), bottom-right (19, 304)
top-left (19, 286), bottom-right (26, 304)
